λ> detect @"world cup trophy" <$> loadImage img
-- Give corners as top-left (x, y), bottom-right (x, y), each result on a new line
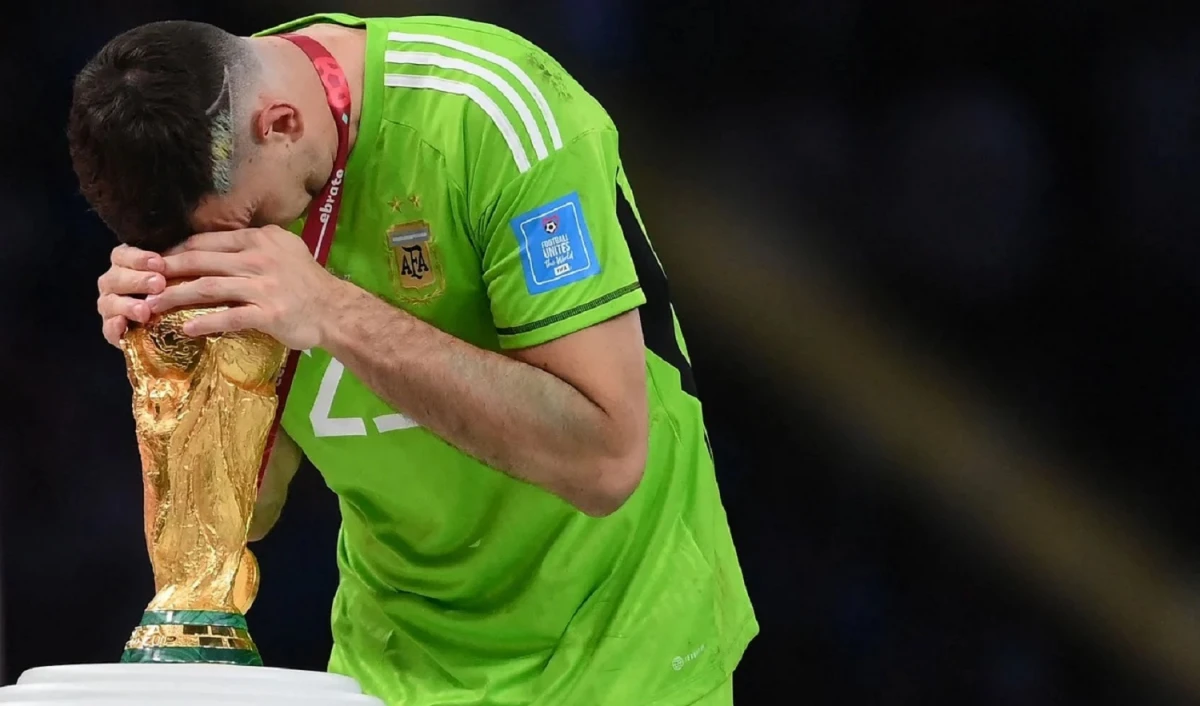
top-left (119, 303), bottom-right (286, 666)
top-left (0, 301), bottom-right (387, 702)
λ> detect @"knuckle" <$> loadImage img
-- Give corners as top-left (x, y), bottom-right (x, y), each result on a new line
top-left (99, 295), bottom-right (126, 319)
top-left (259, 303), bottom-right (280, 325)
top-left (195, 279), bottom-right (217, 298)
top-left (111, 269), bottom-right (135, 292)
top-left (122, 297), bottom-right (144, 318)
top-left (99, 268), bottom-right (126, 294)
top-left (103, 318), bottom-right (124, 342)
top-left (244, 252), bottom-right (268, 273)
top-left (116, 246), bottom-right (142, 268)
top-left (122, 269), bottom-right (149, 293)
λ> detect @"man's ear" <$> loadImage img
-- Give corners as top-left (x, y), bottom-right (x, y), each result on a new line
top-left (253, 102), bottom-right (304, 146)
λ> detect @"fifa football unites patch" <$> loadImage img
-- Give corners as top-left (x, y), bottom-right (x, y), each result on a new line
top-left (511, 192), bottom-right (600, 295)
top-left (387, 221), bottom-right (443, 300)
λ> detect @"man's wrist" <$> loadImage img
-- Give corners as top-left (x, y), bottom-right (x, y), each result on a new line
top-left (314, 276), bottom-right (356, 351)
top-left (315, 277), bottom-right (414, 354)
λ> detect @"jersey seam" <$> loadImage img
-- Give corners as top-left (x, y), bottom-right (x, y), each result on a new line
top-left (378, 118), bottom-right (475, 256)
top-left (379, 117), bottom-right (469, 197)
top-left (496, 126), bottom-right (615, 202)
top-left (479, 126), bottom-right (617, 252)
top-left (557, 126), bottom-right (616, 154)
top-left (496, 282), bottom-right (640, 336)
top-left (492, 126), bottom-right (614, 186)
top-left (646, 359), bottom-right (684, 446)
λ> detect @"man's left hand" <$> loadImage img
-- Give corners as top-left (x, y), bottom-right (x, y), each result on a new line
top-left (146, 226), bottom-right (345, 350)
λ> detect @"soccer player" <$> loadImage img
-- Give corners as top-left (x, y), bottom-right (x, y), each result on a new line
top-left (68, 13), bottom-right (756, 706)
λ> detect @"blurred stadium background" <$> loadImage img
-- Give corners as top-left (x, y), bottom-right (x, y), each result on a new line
top-left (5, 0), bottom-right (1200, 703)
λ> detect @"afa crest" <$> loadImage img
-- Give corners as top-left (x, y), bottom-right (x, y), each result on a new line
top-left (387, 221), bottom-right (444, 301)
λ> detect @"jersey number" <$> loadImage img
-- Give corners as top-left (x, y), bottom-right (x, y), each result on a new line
top-left (309, 358), bottom-right (420, 437)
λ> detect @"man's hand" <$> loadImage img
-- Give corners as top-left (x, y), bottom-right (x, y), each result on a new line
top-left (147, 226), bottom-right (343, 350)
top-left (96, 245), bottom-right (168, 347)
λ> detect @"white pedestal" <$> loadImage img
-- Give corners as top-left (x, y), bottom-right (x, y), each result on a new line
top-left (0, 664), bottom-right (386, 704)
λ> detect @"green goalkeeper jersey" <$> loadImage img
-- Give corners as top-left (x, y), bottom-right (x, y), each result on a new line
top-left (257, 13), bottom-right (756, 706)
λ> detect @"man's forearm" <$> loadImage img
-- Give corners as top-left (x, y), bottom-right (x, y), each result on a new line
top-left (318, 281), bottom-right (638, 515)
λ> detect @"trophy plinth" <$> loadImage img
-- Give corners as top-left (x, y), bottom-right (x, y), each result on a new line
top-left (0, 664), bottom-right (386, 704)
top-left (119, 305), bottom-right (286, 666)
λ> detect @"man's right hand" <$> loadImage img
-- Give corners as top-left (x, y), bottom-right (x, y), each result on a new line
top-left (97, 245), bottom-right (167, 347)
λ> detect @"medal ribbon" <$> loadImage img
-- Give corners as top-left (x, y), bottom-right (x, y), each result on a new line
top-left (257, 34), bottom-right (352, 489)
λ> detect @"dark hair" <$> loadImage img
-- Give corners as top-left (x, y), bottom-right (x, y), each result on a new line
top-left (67, 21), bottom-right (251, 252)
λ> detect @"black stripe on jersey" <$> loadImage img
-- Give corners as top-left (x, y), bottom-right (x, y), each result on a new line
top-left (616, 180), bottom-right (699, 400)
top-left (496, 283), bottom-right (642, 336)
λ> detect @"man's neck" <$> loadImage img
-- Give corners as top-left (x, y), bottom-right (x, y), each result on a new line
top-left (291, 24), bottom-right (366, 148)
top-left (256, 26), bottom-right (367, 189)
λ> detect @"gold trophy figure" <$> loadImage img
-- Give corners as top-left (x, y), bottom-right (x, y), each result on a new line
top-left (120, 303), bottom-right (287, 665)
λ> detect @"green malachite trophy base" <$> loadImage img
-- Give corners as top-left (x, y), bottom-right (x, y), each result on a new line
top-left (120, 646), bottom-right (263, 665)
top-left (121, 610), bottom-right (262, 666)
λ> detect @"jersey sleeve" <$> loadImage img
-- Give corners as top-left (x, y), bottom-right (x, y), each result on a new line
top-left (479, 128), bottom-right (646, 349)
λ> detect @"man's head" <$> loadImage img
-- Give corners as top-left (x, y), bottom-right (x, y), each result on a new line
top-left (68, 21), bottom-right (321, 252)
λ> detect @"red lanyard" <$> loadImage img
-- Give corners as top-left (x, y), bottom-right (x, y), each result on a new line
top-left (257, 33), bottom-right (352, 489)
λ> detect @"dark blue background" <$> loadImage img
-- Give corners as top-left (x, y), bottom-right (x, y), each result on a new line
top-left (5, 1), bottom-right (1200, 704)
